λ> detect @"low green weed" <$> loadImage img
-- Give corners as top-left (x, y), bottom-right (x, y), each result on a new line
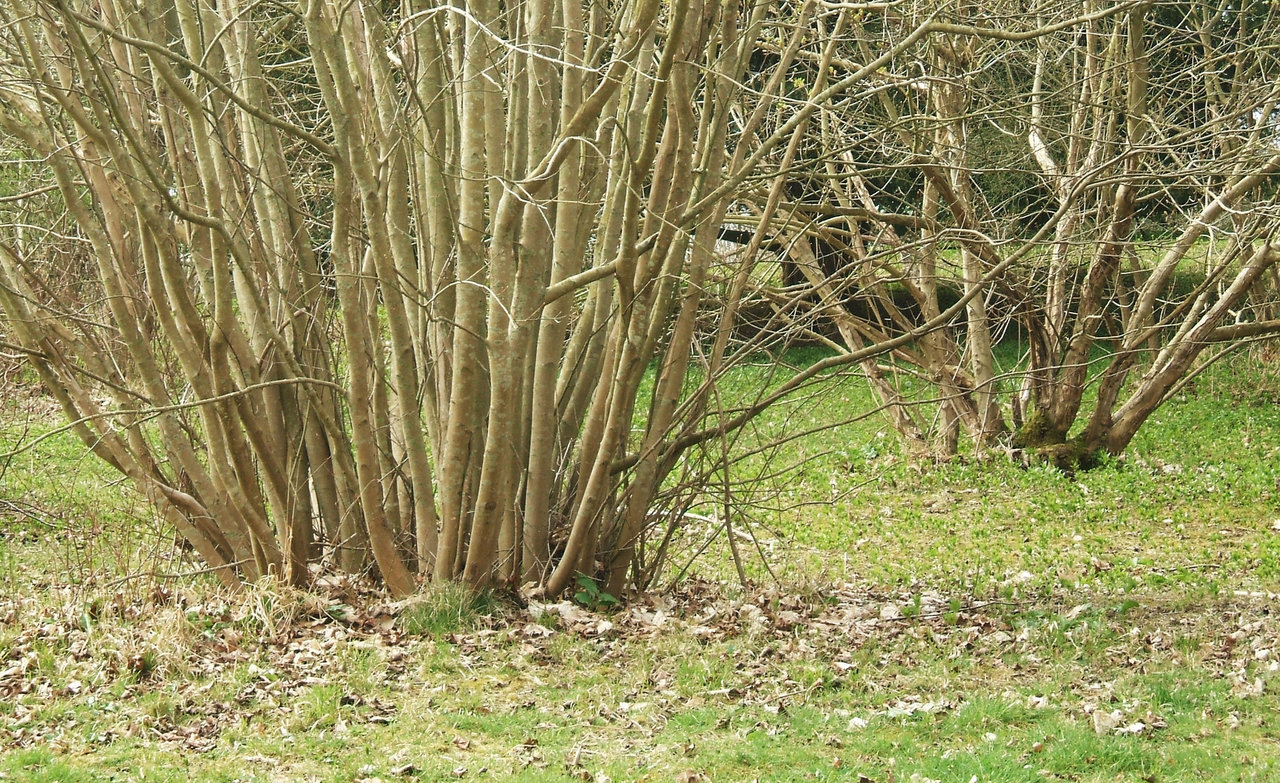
top-left (572, 573), bottom-right (619, 610)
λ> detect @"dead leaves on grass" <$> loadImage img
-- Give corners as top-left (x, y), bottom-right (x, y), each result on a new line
top-left (0, 578), bottom-right (417, 752)
top-left (2, 573), bottom-right (1278, 762)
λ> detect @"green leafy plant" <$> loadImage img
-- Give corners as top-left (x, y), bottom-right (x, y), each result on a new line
top-left (573, 574), bottom-right (618, 610)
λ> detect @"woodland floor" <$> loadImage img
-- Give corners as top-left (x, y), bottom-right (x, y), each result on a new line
top-left (2, 351), bottom-right (1280, 782)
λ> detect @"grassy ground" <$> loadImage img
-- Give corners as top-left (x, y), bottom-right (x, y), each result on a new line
top-left (2, 352), bottom-right (1279, 782)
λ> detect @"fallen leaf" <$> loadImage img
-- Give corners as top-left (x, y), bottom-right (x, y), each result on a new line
top-left (1091, 709), bottom-right (1122, 735)
top-left (1063, 604), bottom-right (1090, 621)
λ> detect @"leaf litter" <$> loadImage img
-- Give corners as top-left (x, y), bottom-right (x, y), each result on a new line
top-left (2, 570), bottom-right (1278, 774)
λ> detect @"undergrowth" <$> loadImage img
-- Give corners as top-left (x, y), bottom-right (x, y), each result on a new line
top-left (1, 347), bottom-right (1279, 781)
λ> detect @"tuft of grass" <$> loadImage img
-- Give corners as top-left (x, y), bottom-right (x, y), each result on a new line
top-left (395, 581), bottom-right (494, 637)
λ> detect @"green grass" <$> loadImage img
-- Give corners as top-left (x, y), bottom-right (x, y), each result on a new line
top-left (1, 398), bottom-right (180, 597)
top-left (2, 599), bottom-right (1279, 781)
top-left (397, 583), bottom-right (497, 637)
top-left (658, 345), bottom-right (1280, 595)
top-left (3, 348), bottom-right (1280, 780)
top-left (6, 589), bottom-right (1278, 781)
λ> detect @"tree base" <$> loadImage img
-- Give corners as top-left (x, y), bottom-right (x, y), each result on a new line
top-left (1026, 439), bottom-right (1101, 474)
